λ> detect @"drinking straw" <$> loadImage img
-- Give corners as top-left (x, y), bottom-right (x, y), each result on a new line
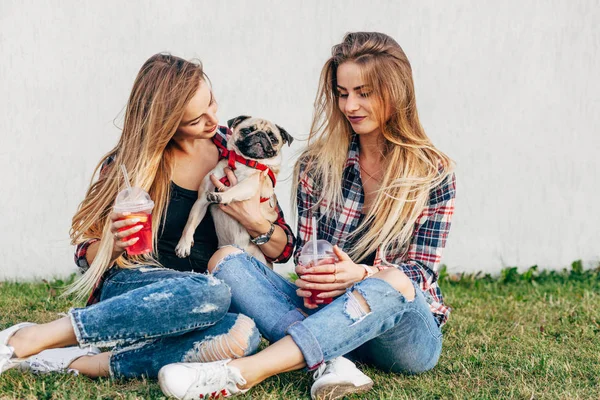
top-left (120, 164), bottom-right (132, 189)
top-left (312, 216), bottom-right (318, 266)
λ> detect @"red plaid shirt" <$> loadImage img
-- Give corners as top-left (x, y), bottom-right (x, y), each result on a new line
top-left (75, 126), bottom-right (295, 304)
top-left (295, 134), bottom-right (456, 326)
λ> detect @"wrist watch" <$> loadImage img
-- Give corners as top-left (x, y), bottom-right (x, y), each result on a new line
top-left (250, 222), bottom-right (275, 245)
top-left (360, 264), bottom-right (375, 280)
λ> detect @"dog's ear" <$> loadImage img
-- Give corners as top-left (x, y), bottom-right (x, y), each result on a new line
top-left (276, 125), bottom-right (294, 146)
top-left (227, 115), bottom-right (251, 129)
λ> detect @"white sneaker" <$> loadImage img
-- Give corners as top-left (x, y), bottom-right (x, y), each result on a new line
top-left (311, 357), bottom-right (374, 400)
top-left (21, 345), bottom-right (101, 375)
top-left (0, 322), bottom-right (36, 375)
top-left (158, 359), bottom-right (248, 399)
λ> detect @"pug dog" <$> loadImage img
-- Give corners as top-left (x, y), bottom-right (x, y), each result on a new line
top-left (175, 115), bottom-right (293, 265)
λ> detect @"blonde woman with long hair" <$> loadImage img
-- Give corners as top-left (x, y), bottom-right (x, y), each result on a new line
top-left (158, 32), bottom-right (456, 400)
top-left (0, 54), bottom-right (295, 380)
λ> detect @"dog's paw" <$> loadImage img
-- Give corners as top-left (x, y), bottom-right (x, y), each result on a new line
top-left (206, 192), bottom-right (222, 204)
top-left (175, 237), bottom-right (194, 258)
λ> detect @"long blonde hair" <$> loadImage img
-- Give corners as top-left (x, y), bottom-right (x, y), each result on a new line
top-left (66, 53), bottom-right (205, 299)
top-left (293, 32), bottom-right (454, 262)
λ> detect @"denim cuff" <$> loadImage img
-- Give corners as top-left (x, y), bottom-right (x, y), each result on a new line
top-left (68, 307), bottom-right (122, 348)
top-left (271, 309), bottom-right (306, 342)
top-left (287, 321), bottom-right (324, 371)
top-left (68, 307), bottom-right (87, 346)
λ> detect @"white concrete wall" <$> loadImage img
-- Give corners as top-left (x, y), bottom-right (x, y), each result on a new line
top-left (0, 0), bottom-right (598, 280)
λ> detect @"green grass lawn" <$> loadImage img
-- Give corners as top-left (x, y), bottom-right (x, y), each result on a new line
top-left (1, 264), bottom-right (598, 400)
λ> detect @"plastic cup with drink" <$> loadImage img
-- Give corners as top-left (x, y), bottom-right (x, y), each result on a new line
top-left (113, 165), bottom-right (155, 256)
top-left (297, 217), bottom-right (338, 306)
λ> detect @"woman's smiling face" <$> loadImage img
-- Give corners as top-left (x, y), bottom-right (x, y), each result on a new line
top-left (336, 61), bottom-right (384, 137)
top-left (175, 79), bottom-right (219, 139)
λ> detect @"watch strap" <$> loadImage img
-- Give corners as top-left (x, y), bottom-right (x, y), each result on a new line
top-left (250, 222), bottom-right (275, 245)
top-left (360, 264), bottom-right (375, 280)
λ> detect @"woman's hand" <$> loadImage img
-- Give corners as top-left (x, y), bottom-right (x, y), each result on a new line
top-left (294, 263), bottom-right (319, 309)
top-left (109, 212), bottom-right (143, 260)
top-left (210, 167), bottom-right (269, 231)
top-left (295, 246), bottom-right (366, 307)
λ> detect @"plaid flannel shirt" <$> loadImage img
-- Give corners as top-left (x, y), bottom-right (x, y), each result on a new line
top-left (75, 126), bottom-right (295, 305)
top-left (294, 134), bottom-right (456, 326)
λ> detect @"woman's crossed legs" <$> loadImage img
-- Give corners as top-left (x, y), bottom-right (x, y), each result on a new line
top-left (4, 267), bottom-right (260, 378)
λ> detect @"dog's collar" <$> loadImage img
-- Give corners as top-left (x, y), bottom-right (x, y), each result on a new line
top-left (213, 137), bottom-right (277, 204)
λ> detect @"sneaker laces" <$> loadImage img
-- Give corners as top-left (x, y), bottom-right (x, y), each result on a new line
top-left (312, 362), bottom-right (329, 381)
top-left (28, 359), bottom-right (64, 374)
top-left (28, 359), bottom-right (55, 373)
top-left (0, 345), bottom-right (14, 359)
top-left (27, 357), bottom-right (80, 375)
top-left (191, 362), bottom-right (246, 398)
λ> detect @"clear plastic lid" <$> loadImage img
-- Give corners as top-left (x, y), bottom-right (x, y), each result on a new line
top-left (298, 239), bottom-right (335, 264)
top-left (113, 187), bottom-right (155, 213)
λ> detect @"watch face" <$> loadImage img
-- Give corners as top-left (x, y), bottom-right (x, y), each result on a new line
top-left (251, 223), bottom-right (274, 245)
top-left (253, 237), bottom-right (268, 245)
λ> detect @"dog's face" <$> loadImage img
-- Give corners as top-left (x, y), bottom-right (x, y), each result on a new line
top-left (227, 115), bottom-right (293, 160)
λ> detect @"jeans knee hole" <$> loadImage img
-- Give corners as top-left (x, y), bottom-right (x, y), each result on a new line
top-left (183, 315), bottom-right (256, 362)
top-left (344, 290), bottom-right (371, 324)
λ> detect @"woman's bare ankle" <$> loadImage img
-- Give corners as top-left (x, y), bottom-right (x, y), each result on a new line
top-left (229, 358), bottom-right (263, 389)
top-left (7, 317), bottom-right (77, 358)
top-left (69, 352), bottom-right (111, 378)
top-left (7, 325), bottom-right (37, 358)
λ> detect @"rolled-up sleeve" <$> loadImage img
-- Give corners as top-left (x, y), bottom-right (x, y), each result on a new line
top-left (384, 173), bottom-right (456, 325)
top-left (265, 200), bottom-right (296, 263)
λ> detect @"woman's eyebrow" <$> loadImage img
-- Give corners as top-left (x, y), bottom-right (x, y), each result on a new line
top-left (182, 92), bottom-right (214, 124)
top-left (336, 85), bottom-right (368, 91)
top-left (182, 115), bottom-right (202, 125)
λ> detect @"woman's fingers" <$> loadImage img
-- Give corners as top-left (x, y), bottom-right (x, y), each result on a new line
top-left (294, 278), bottom-right (310, 289)
top-left (296, 288), bottom-right (311, 298)
top-left (317, 290), bottom-right (346, 299)
top-left (303, 264), bottom-right (336, 274)
top-left (116, 237), bottom-right (139, 249)
top-left (114, 225), bottom-right (143, 239)
top-left (110, 212), bottom-right (130, 222)
top-left (300, 273), bottom-right (339, 283)
top-left (111, 218), bottom-right (141, 232)
top-left (209, 174), bottom-right (222, 187)
top-left (296, 287), bottom-right (318, 309)
top-left (224, 167), bottom-right (237, 186)
top-left (303, 299), bottom-right (318, 309)
top-left (298, 281), bottom-right (351, 291)
top-left (295, 264), bottom-right (310, 275)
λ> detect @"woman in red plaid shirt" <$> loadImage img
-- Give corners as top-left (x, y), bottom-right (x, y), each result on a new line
top-left (159, 32), bottom-right (456, 400)
top-left (0, 54), bottom-right (295, 380)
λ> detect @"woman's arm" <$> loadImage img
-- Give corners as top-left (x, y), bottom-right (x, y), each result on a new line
top-left (296, 173), bottom-right (456, 312)
top-left (74, 239), bottom-right (100, 272)
top-left (243, 199), bottom-right (295, 262)
top-left (72, 155), bottom-right (140, 270)
top-left (384, 173), bottom-right (456, 288)
top-left (210, 169), bottom-right (295, 263)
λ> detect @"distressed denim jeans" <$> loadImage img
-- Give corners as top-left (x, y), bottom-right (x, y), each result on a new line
top-left (212, 251), bottom-right (442, 373)
top-left (68, 267), bottom-right (260, 378)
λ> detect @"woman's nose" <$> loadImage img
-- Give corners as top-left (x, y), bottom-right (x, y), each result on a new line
top-left (206, 107), bottom-right (219, 125)
top-left (345, 94), bottom-right (360, 113)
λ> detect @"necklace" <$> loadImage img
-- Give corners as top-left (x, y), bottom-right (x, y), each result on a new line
top-left (359, 162), bottom-right (382, 182)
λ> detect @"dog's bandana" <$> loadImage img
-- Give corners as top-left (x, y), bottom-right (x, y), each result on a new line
top-left (212, 135), bottom-right (276, 203)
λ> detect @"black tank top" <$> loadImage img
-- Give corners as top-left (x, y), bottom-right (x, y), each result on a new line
top-left (344, 214), bottom-right (377, 266)
top-left (156, 182), bottom-right (218, 273)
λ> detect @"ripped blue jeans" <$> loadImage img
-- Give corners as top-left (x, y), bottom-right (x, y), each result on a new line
top-left (68, 267), bottom-right (260, 378)
top-left (212, 251), bottom-right (442, 373)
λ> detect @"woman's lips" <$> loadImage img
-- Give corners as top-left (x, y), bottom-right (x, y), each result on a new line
top-left (206, 125), bottom-right (217, 133)
top-left (348, 116), bottom-right (366, 123)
